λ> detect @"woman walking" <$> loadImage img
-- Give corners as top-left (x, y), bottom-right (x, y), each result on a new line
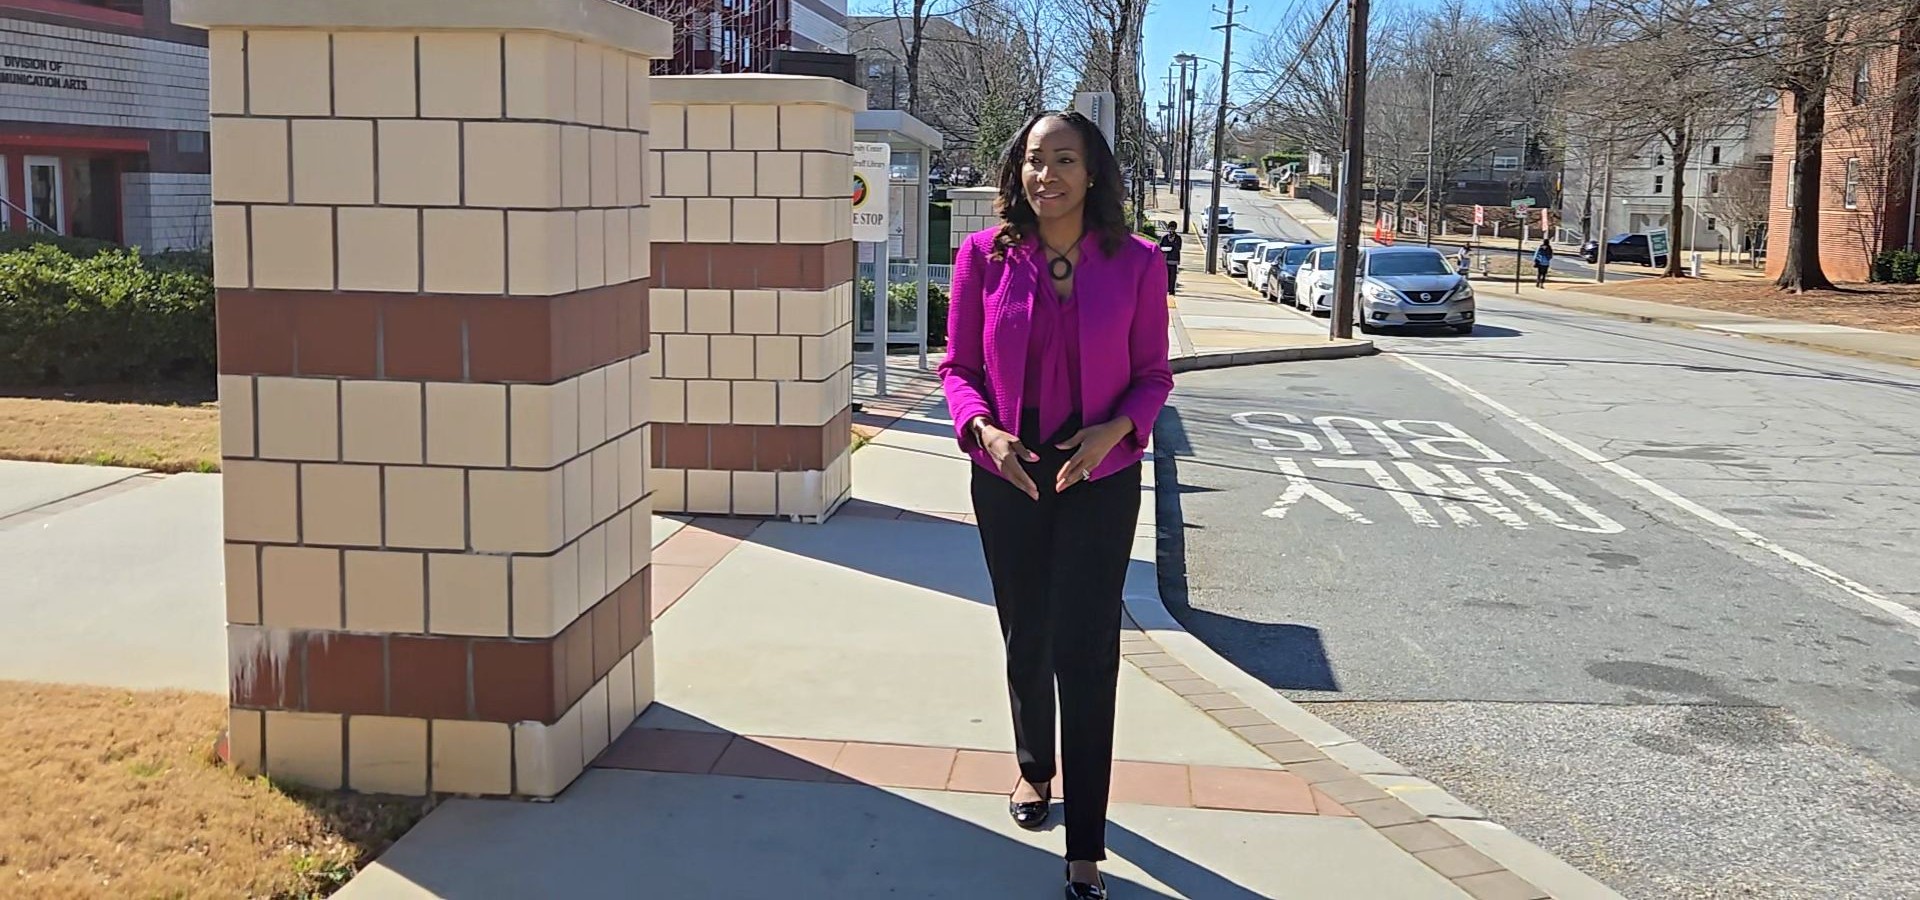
top-left (940, 111), bottom-right (1173, 900)
top-left (1533, 237), bottom-right (1554, 288)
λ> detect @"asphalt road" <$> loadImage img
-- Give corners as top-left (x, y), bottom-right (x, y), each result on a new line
top-left (1158, 192), bottom-right (1920, 899)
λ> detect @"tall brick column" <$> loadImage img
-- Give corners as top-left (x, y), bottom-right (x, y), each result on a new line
top-left (646, 76), bottom-right (865, 520)
top-left (179, 0), bottom-right (670, 798)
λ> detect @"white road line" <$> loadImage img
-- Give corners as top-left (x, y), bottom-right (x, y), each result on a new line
top-left (1394, 354), bottom-right (1920, 634)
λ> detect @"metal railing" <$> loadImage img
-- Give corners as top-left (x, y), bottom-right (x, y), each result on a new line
top-left (0, 196), bottom-right (58, 235)
top-left (886, 261), bottom-right (953, 286)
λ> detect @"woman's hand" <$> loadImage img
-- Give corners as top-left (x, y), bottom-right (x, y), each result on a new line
top-left (979, 422), bottom-right (1042, 501)
top-left (1053, 418), bottom-right (1134, 493)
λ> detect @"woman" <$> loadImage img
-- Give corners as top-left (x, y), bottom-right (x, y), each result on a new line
top-left (939, 111), bottom-right (1173, 899)
top-left (1533, 237), bottom-right (1554, 288)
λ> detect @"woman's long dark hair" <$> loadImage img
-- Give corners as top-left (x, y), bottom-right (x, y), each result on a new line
top-left (989, 111), bottom-right (1131, 261)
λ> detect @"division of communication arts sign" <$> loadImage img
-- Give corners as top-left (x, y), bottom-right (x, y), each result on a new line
top-left (852, 142), bottom-right (891, 244)
top-left (1, 54), bottom-right (88, 91)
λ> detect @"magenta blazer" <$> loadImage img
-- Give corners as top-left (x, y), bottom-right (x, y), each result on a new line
top-left (940, 227), bottom-right (1174, 483)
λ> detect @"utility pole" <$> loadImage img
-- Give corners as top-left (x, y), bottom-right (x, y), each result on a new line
top-left (1596, 131), bottom-right (1613, 283)
top-left (1177, 53), bottom-right (1199, 234)
top-left (1423, 69), bottom-right (1448, 246)
top-left (1330, 0), bottom-right (1369, 339)
top-left (1203, 0), bottom-right (1243, 274)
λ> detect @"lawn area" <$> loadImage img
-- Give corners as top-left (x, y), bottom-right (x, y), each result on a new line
top-left (1575, 278), bottom-right (1920, 334)
top-left (0, 682), bottom-right (426, 899)
top-left (0, 383), bottom-right (220, 473)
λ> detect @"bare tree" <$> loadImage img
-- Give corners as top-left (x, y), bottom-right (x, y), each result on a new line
top-left (1710, 160), bottom-right (1775, 259)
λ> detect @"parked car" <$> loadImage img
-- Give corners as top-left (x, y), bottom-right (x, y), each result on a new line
top-left (1295, 246), bottom-right (1345, 315)
top-left (1224, 236), bottom-right (1268, 277)
top-left (1580, 233), bottom-right (1662, 267)
top-left (1354, 245), bottom-right (1476, 334)
top-left (1235, 171), bottom-right (1260, 190)
top-left (1247, 241), bottom-right (1289, 294)
top-left (1267, 242), bottom-right (1325, 305)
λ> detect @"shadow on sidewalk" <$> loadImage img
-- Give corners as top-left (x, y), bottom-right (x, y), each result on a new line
top-left (1150, 407), bottom-right (1341, 694)
top-left (357, 711), bottom-right (1255, 898)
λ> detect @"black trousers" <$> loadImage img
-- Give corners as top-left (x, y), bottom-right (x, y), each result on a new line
top-left (970, 412), bottom-right (1142, 862)
top-left (1165, 261), bottom-right (1179, 293)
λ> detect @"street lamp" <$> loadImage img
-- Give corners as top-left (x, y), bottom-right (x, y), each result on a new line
top-left (1424, 70), bottom-right (1452, 246)
top-left (1174, 52), bottom-right (1200, 235)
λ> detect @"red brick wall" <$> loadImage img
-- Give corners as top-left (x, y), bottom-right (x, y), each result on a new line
top-left (1766, 41), bottom-right (1918, 283)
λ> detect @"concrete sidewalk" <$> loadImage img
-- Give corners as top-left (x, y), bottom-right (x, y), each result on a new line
top-left (338, 366), bottom-right (1621, 900)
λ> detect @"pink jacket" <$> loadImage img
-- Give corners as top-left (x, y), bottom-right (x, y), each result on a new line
top-left (940, 227), bottom-right (1174, 482)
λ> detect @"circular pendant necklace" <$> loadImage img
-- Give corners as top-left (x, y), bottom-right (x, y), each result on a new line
top-left (1044, 233), bottom-right (1084, 281)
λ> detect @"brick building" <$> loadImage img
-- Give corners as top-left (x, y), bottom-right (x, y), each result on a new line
top-left (1766, 38), bottom-right (1920, 282)
top-left (0, 0), bottom-right (209, 249)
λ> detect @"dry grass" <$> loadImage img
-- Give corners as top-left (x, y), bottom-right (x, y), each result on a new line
top-left (0, 682), bottom-right (427, 899)
top-left (0, 383), bottom-right (220, 473)
top-left (1574, 278), bottom-right (1920, 334)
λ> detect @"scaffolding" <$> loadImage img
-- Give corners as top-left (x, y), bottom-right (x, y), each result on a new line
top-left (616, 0), bottom-right (792, 75)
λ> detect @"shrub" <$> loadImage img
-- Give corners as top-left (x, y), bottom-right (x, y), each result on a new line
top-left (1890, 250), bottom-right (1920, 284)
top-left (0, 244), bottom-right (216, 385)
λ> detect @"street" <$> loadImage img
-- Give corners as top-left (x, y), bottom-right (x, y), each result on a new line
top-left (1157, 190), bottom-right (1920, 898)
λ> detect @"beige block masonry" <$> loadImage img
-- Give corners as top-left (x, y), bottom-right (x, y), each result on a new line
top-left (181, 0), bottom-right (671, 800)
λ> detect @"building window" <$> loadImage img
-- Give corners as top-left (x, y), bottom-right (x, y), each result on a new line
top-left (1654, 175), bottom-right (1664, 194)
top-left (1788, 160), bottom-right (1798, 208)
top-left (1710, 145), bottom-right (1721, 165)
top-left (1707, 216), bottom-right (1718, 232)
top-left (1844, 157), bottom-right (1860, 209)
top-left (1854, 56), bottom-right (1871, 105)
top-left (1654, 152), bottom-right (1665, 167)
top-left (1709, 172), bottom-right (1720, 194)
top-left (1492, 155), bottom-right (1520, 171)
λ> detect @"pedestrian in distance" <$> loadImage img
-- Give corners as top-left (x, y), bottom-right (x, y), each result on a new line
top-left (1158, 225), bottom-right (1183, 294)
top-left (1456, 244), bottom-right (1472, 276)
top-left (1533, 238), bottom-right (1554, 288)
top-left (940, 110), bottom-right (1174, 900)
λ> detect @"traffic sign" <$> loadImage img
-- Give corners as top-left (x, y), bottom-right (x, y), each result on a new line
top-left (1473, 204), bottom-right (1485, 225)
top-left (1510, 197), bottom-right (1535, 209)
top-left (1646, 227), bottom-right (1670, 261)
top-left (852, 142), bottom-right (891, 243)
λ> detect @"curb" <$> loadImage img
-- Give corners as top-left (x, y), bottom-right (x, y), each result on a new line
top-left (1511, 292), bottom-right (1920, 371)
top-left (1123, 447), bottom-right (1627, 900)
top-left (1169, 340), bottom-right (1377, 373)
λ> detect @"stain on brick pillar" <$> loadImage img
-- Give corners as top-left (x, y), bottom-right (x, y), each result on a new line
top-left (179, 0), bottom-right (672, 799)
top-left (646, 76), bottom-right (867, 520)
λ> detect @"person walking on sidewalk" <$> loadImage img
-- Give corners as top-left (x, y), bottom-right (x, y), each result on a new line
top-left (1157, 225), bottom-right (1182, 294)
top-left (1532, 238), bottom-right (1554, 288)
top-left (940, 110), bottom-right (1173, 900)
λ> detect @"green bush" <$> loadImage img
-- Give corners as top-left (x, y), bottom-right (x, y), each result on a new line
top-left (1892, 250), bottom-right (1920, 284)
top-left (0, 243), bottom-right (215, 385)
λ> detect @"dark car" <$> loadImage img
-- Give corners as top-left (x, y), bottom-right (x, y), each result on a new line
top-left (1264, 242), bottom-right (1326, 304)
top-left (1581, 233), bottom-right (1663, 267)
top-left (1235, 171), bottom-right (1260, 190)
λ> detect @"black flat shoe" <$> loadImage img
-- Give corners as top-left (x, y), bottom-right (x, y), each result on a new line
top-left (1064, 866), bottom-right (1107, 900)
top-left (1008, 783), bottom-right (1051, 831)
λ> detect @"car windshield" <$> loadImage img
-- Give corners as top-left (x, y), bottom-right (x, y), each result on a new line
top-left (1232, 239), bottom-right (1262, 253)
top-left (1285, 246), bottom-right (1315, 264)
top-left (1263, 247), bottom-right (1284, 262)
top-left (1367, 252), bottom-right (1453, 276)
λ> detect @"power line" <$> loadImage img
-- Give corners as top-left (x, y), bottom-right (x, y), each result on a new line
top-left (1238, 0), bottom-right (1341, 116)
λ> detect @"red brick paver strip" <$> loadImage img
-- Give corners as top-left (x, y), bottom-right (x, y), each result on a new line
top-left (1454, 870), bottom-right (1552, 900)
top-left (1185, 692), bottom-right (1246, 711)
top-left (1414, 845), bottom-right (1504, 879)
top-left (1108, 760), bottom-right (1192, 807)
top-left (1189, 765), bottom-right (1316, 815)
top-left (1311, 788), bottom-right (1357, 817)
top-left (648, 563), bottom-right (706, 619)
top-left (598, 728), bottom-right (733, 774)
top-left (1378, 821), bottom-right (1467, 854)
top-left (712, 737), bottom-right (847, 783)
top-left (652, 528), bottom-right (741, 570)
top-left (1207, 707), bottom-right (1271, 728)
top-left (946, 749), bottom-right (1019, 794)
top-left (832, 742), bottom-right (959, 791)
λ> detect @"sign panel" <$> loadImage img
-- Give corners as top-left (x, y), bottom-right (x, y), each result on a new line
top-left (1510, 197), bottom-right (1535, 209)
top-left (1072, 91), bottom-right (1117, 148)
top-left (1472, 204), bottom-right (1485, 225)
top-left (852, 142), bottom-right (891, 244)
top-left (1540, 207), bottom-right (1551, 230)
top-left (1646, 227), bottom-right (1670, 260)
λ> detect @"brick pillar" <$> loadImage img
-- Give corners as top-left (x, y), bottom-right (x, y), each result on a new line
top-left (646, 76), bottom-right (866, 520)
top-left (946, 187), bottom-right (999, 261)
top-left (180, 0), bottom-right (671, 798)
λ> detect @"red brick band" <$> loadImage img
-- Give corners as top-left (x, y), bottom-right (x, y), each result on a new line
top-left (651, 241), bottom-right (855, 291)
top-left (653, 410), bottom-right (852, 473)
top-left (217, 279), bottom-right (650, 383)
top-left (231, 566), bottom-right (651, 725)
